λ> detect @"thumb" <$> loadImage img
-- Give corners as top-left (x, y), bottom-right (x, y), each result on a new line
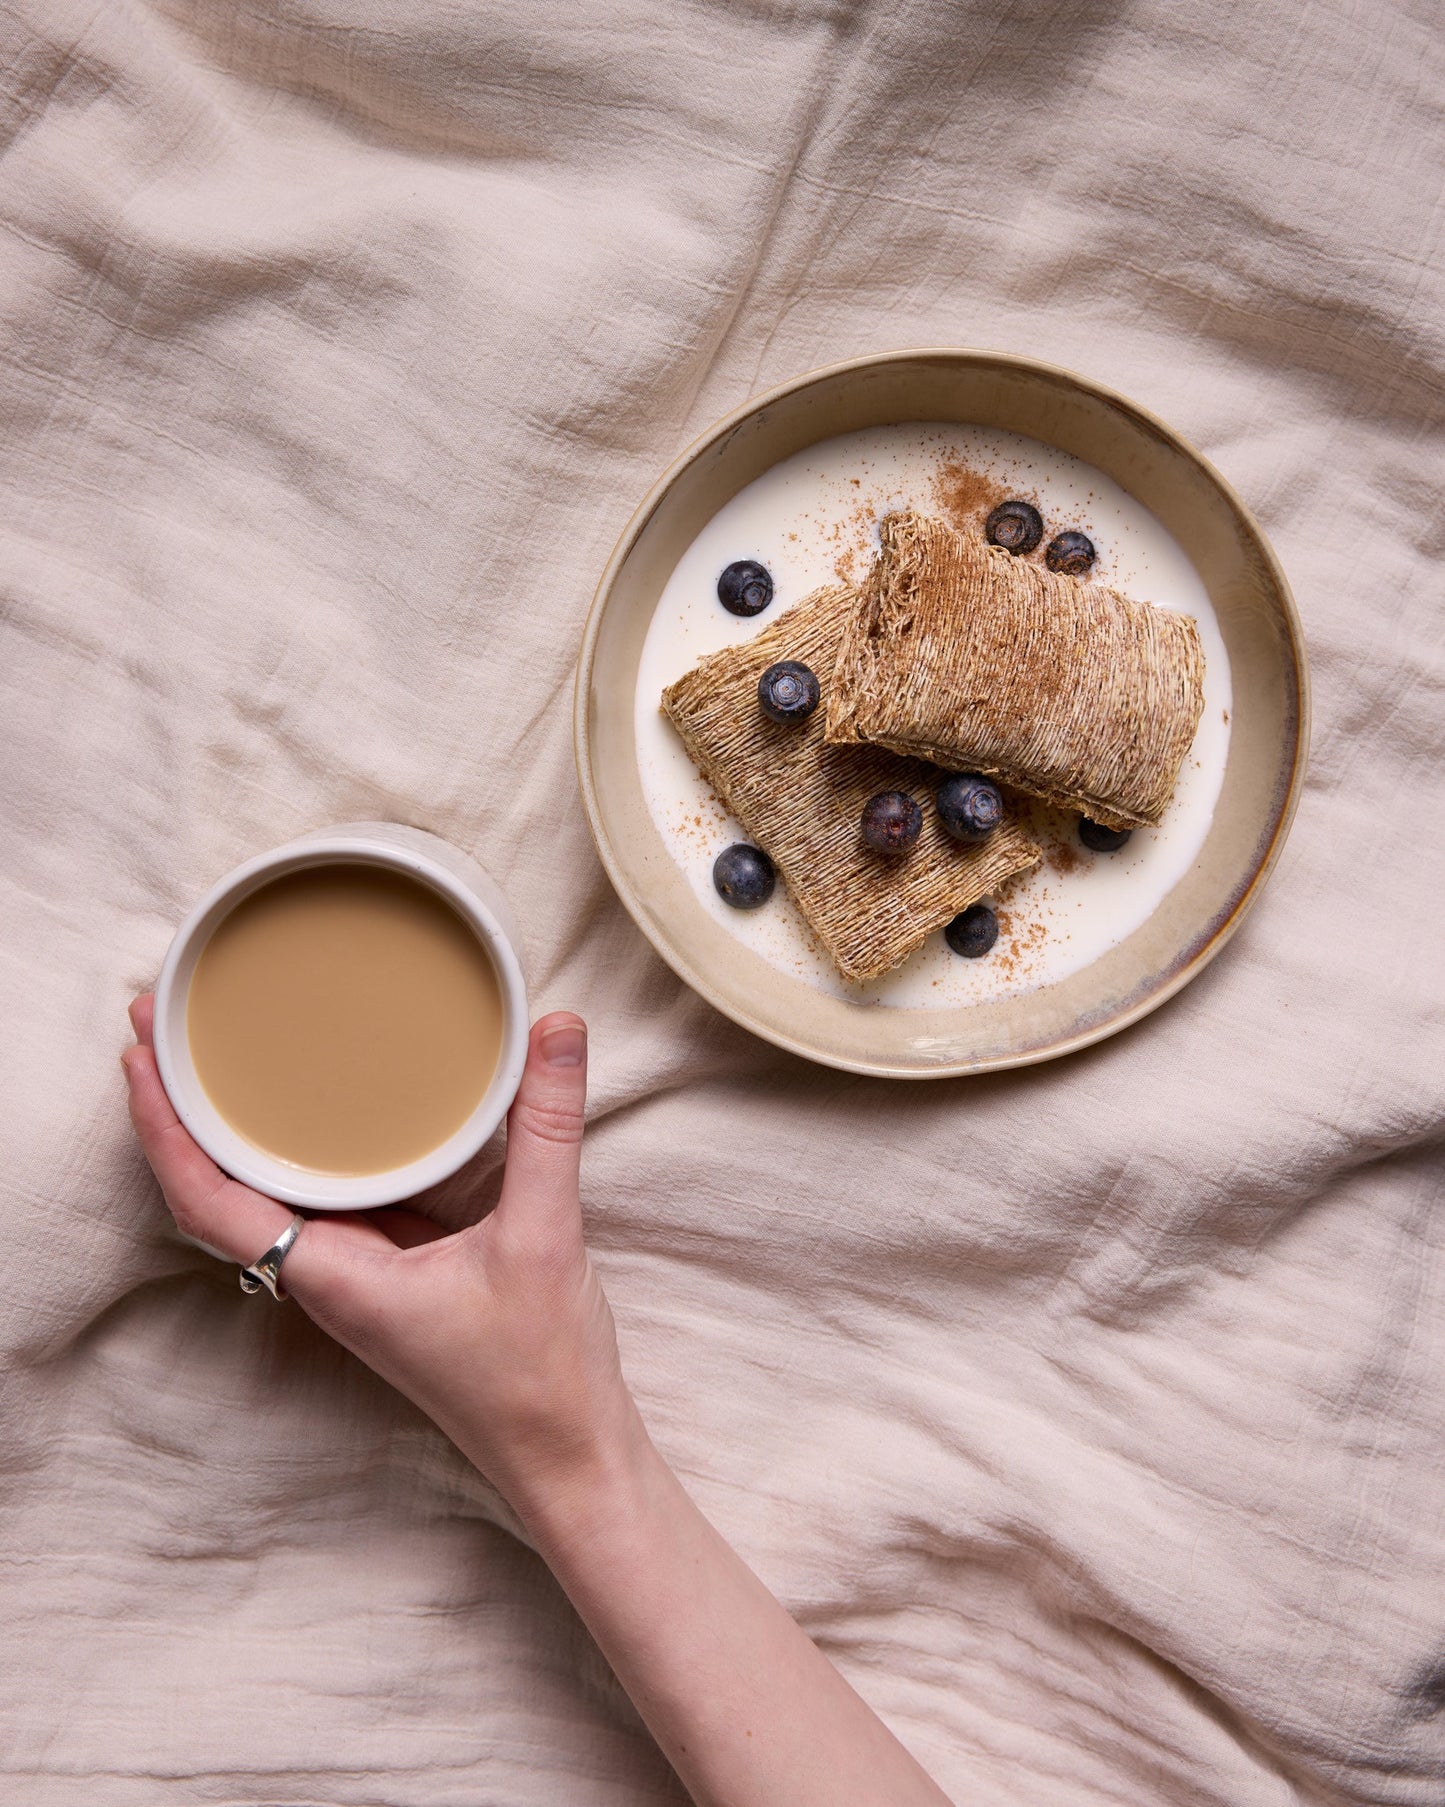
top-left (495, 1013), bottom-right (588, 1241)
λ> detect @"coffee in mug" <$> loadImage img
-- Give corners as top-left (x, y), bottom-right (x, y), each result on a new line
top-left (187, 863), bottom-right (503, 1175)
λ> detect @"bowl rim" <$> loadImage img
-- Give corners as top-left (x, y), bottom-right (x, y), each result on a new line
top-left (573, 346), bottom-right (1310, 1078)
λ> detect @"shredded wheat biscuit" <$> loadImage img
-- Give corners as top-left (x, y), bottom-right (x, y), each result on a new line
top-left (661, 584), bottom-right (1040, 983)
top-left (827, 511), bottom-right (1206, 830)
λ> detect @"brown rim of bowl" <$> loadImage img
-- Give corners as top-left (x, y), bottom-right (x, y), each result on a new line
top-left (573, 347), bottom-right (1310, 1078)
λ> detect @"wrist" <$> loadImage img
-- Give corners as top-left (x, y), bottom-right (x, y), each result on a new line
top-left (497, 1387), bottom-right (663, 1561)
top-left (440, 1369), bottom-right (656, 1550)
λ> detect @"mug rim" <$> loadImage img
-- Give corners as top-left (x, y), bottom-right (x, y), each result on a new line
top-left (153, 830), bottom-right (529, 1209)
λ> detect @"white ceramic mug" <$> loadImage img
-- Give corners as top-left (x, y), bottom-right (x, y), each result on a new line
top-left (153, 822), bottom-right (529, 1210)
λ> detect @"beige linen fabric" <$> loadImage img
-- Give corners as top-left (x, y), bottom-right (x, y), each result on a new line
top-left (1, 2), bottom-right (1442, 1803)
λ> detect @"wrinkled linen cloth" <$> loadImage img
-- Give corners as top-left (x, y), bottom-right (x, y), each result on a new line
top-left (2, 2), bottom-right (1442, 1802)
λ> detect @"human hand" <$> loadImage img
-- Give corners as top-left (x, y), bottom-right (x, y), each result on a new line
top-left (122, 995), bottom-right (641, 1524)
top-left (125, 996), bottom-right (956, 1807)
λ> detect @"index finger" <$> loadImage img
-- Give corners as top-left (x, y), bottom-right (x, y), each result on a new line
top-left (123, 997), bottom-right (418, 1300)
top-left (124, 1038), bottom-right (294, 1264)
top-left (129, 991), bottom-right (156, 1047)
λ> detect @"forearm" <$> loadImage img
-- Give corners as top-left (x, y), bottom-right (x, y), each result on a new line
top-left (125, 999), bottom-right (947, 1802)
top-left (480, 1401), bottom-right (952, 1807)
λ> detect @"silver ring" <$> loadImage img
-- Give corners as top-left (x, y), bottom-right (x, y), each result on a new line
top-left (239, 1213), bottom-right (307, 1300)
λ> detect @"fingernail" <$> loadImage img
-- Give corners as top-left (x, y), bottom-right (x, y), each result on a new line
top-left (541, 1022), bottom-right (586, 1068)
top-left (120, 1050), bottom-right (132, 1079)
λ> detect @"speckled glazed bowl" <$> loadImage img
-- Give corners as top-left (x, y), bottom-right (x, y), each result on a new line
top-left (574, 350), bottom-right (1307, 1078)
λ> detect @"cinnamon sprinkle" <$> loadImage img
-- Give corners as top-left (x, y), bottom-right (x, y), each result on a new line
top-left (930, 458), bottom-right (1011, 538)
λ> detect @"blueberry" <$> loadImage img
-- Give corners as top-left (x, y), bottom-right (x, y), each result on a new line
top-left (1079, 818), bottom-right (1133, 852)
top-left (936, 773), bottom-right (1003, 842)
top-left (860, 791), bottom-right (922, 856)
top-left (1045, 530), bottom-right (1097, 576)
top-left (712, 842), bottom-right (775, 909)
top-left (945, 903), bottom-right (998, 958)
top-left (984, 500), bottom-right (1044, 555)
top-left (717, 559), bottom-right (774, 617)
top-left (758, 660), bottom-right (820, 725)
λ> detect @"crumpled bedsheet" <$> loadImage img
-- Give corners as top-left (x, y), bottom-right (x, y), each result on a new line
top-left (2, 2), bottom-right (1442, 1802)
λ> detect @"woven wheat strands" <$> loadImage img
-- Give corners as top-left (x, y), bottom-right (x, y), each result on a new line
top-left (827, 511), bottom-right (1207, 830)
top-left (661, 584), bottom-right (1040, 984)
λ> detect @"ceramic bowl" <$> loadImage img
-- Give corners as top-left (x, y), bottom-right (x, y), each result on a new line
top-left (574, 349), bottom-right (1307, 1077)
